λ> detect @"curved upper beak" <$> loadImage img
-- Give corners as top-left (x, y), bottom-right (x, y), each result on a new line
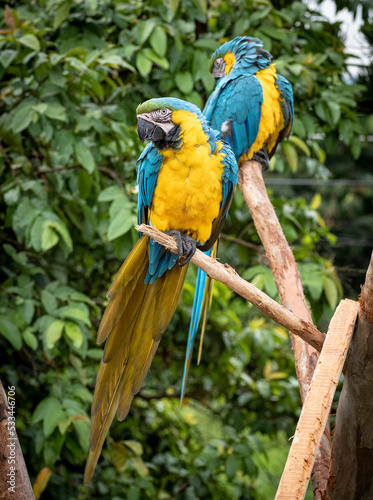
top-left (137, 115), bottom-right (167, 143)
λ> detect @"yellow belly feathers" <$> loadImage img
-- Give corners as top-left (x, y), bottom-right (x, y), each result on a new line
top-left (150, 110), bottom-right (224, 244)
top-left (240, 64), bottom-right (284, 165)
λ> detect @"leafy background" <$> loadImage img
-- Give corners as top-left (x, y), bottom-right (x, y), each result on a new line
top-left (0, 0), bottom-right (372, 498)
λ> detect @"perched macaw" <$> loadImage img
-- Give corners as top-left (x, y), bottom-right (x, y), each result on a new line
top-left (184, 37), bottom-right (294, 395)
top-left (84, 97), bottom-right (237, 484)
top-left (204, 36), bottom-right (294, 167)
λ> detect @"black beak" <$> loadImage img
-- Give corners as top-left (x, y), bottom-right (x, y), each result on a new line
top-left (137, 118), bottom-right (166, 143)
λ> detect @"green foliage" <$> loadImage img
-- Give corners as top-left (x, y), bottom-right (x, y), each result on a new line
top-left (0, 0), bottom-right (369, 498)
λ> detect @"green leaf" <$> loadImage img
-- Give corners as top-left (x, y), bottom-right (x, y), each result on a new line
top-left (78, 170), bottom-right (92, 199)
top-left (64, 321), bottom-right (83, 349)
top-left (98, 185), bottom-right (124, 202)
top-left (169, 0), bottom-right (179, 16)
top-left (41, 290), bottom-right (58, 314)
top-left (73, 420), bottom-right (90, 453)
top-left (45, 320), bottom-right (65, 349)
top-left (30, 217), bottom-right (44, 252)
top-left (150, 26), bottom-right (167, 57)
top-left (250, 7), bottom-right (272, 25)
top-left (288, 136), bottom-right (311, 157)
top-left (32, 397), bottom-right (60, 424)
top-left (59, 307), bottom-right (91, 326)
top-left (136, 52), bottom-right (152, 78)
top-left (23, 328), bottom-right (38, 350)
top-left (175, 72), bottom-right (194, 95)
top-left (98, 54), bottom-right (135, 72)
top-left (7, 97), bottom-right (37, 133)
top-left (0, 50), bottom-right (17, 68)
top-left (225, 454), bottom-right (242, 480)
top-left (49, 221), bottom-right (73, 252)
top-left (142, 48), bottom-right (169, 69)
top-left (299, 263), bottom-right (323, 301)
top-left (323, 275), bottom-right (338, 309)
top-left (108, 210), bottom-right (136, 241)
top-left (136, 19), bottom-right (156, 44)
top-left (44, 406), bottom-right (66, 437)
top-left (0, 316), bottom-right (22, 350)
top-left (41, 225), bottom-right (59, 252)
top-left (282, 142), bottom-right (298, 172)
top-left (327, 101), bottom-right (341, 126)
top-left (124, 440), bottom-right (143, 456)
top-left (19, 34), bottom-right (40, 52)
top-left (45, 102), bottom-right (66, 122)
top-left (4, 186), bottom-right (20, 206)
top-left (351, 139), bottom-right (361, 160)
top-left (74, 142), bottom-right (96, 173)
top-left (53, 1), bottom-right (72, 29)
top-left (315, 101), bottom-right (340, 127)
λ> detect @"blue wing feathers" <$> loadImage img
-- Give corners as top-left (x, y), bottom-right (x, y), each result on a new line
top-left (275, 74), bottom-right (294, 136)
top-left (204, 72), bottom-right (263, 161)
top-left (136, 142), bottom-right (179, 284)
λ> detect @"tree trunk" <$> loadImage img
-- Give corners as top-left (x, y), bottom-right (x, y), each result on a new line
top-left (0, 380), bottom-right (35, 500)
top-left (237, 160), bottom-right (331, 496)
top-left (326, 252), bottom-right (373, 499)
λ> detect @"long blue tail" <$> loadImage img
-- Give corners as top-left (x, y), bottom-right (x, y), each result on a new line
top-left (180, 243), bottom-right (217, 404)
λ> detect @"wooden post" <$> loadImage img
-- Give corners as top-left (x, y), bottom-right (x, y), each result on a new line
top-left (0, 380), bottom-right (35, 500)
top-left (238, 160), bottom-right (331, 495)
top-left (275, 299), bottom-right (359, 500)
top-left (326, 252), bottom-right (373, 499)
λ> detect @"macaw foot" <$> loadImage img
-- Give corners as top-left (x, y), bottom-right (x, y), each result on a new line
top-left (164, 230), bottom-right (197, 267)
top-left (252, 147), bottom-right (269, 170)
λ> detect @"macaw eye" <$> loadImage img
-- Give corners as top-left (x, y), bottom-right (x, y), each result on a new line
top-left (160, 108), bottom-right (168, 115)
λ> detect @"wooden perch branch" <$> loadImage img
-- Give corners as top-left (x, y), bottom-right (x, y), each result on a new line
top-left (275, 299), bottom-right (359, 500)
top-left (0, 380), bottom-right (35, 500)
top-left (136, 224), bottom-right (326, 352)
top-left (238, 160), bottom-right (318, 397)
top-left (238, 160), bottom-right (330, 496)
top-left (327, 252), bottom-right (373, 499)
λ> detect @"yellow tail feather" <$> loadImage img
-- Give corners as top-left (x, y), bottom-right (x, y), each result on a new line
top-left (84, 237), bottom-right (187, 485)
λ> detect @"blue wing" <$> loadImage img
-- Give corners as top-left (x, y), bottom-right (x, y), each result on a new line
top-left (136, 142), bottom-right (162, 226)
top-left (136, 142), bottom-right (178, 284)
top-left (203, 72), bottom-right (263, 161)
top-left (180, 141), bottom-right (238, 403)
top-left (275, 74), bottom-right (294, 138)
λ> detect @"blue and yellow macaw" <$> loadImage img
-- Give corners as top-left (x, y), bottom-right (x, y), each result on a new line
top-left (84, 97), bottom-right (237, 484)
top-left (185, 37), bottom-right (294, 394)
top-left (204, 36), bottom-right (294, 167)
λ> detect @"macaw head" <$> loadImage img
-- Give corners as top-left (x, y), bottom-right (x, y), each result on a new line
top-left (210, 36), bottom-right (272, 81)
top-left (137, 97), bottom-right (217, 151)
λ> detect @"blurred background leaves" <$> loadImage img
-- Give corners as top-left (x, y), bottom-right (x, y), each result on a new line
top-left (0, 0), bottom-right (372, 498)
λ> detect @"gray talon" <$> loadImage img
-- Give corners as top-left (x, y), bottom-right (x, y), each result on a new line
top-left (165, 230), bottom-right (197, 266)
top-left (252, 147), bottom-right (269, 170)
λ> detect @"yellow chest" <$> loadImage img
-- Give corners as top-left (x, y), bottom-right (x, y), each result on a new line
top-left (150, 143), bottom-right (224, 244)
top-left (241, 65), bottom-right (284, 164)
